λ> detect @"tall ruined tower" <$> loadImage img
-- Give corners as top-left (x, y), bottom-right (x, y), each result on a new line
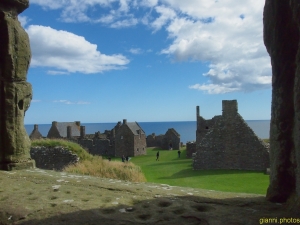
top-left (0, 0), bottom-right (35, 170)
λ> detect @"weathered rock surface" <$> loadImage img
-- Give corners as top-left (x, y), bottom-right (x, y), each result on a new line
top-left (263, 0), bottom-right (300, 207)
top-left (0, 0), bottom-right (34, 170)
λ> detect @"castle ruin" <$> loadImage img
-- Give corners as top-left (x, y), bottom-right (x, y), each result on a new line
top-left (193, 100), bottom-right (270, 171)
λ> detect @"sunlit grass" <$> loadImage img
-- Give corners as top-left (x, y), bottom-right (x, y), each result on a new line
top-left (130, 147), bottom-right (269, 194)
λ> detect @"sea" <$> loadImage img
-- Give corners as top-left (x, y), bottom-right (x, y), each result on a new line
top-left (25, 120), bottom-right (270, 143)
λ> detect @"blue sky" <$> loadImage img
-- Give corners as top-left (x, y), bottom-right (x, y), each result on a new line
top-left (20, 0), bottom-right (271, 124)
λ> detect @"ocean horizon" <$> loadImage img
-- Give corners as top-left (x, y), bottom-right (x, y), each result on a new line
top-left (25, 120), bottom-right (270, 143)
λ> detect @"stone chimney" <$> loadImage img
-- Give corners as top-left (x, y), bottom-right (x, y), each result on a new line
top-left (222, 100), bottom-right (238, 117)
top-left (67, 126), bottom-right (72, 138)
top-left (196, 106), bottom-right (200, 117)
top-left (52, 121), bottom-right (57, 126)
top-left (123, 119), bottom-right (127, 125)
top-left (34, 124), bottom-right (38, 130)
top-left (75, 121), bottom-right (80, 127)
top-left (80, 126), bottom-right (85, 138)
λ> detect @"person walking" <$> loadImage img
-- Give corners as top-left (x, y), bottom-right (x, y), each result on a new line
top-left (178, 150), bottom-right (181, 158)
top-left (156, 151), bottom-right (160, 161)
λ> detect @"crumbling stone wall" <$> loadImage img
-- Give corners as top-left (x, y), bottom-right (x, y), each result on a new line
top-left (146, 130), bottom-right (180, 150)
top-left (263, 0), bottom-right (300, 206)
top-left (186, 142), bottom-right (196, 158)
top-left (30, 146), bottom-right (79, 171)
top-left (92, 139), bottom-right (112, 156)
top-left (162, 128), bottom-right (180, 150)
top-left (193, 100), bottom-right (269, 171)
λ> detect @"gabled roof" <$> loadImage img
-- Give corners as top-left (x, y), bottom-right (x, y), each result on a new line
top-left (47, 122), bottom-right (80, 138)
top-left (56, 122), bottom-right (80, 137)
top-left (126, 122), bottom-right (146, 135)
top-left (166, 128), bottom-right (180, 137)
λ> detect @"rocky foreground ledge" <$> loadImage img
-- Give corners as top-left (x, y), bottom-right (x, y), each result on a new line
top-left (0, 169), bottom-right (298, 225)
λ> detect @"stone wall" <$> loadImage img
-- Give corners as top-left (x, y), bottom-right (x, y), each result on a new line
top-left (193, 100), bottom-right (270, 171)
top-left (30, 146), bottom-right (79, 171)
top-left (186, 142), bottom-right (196, 158)
top-left (133, 134), bottom-right (147, 156)
top-left (146, 130), bottom-right (180, 150)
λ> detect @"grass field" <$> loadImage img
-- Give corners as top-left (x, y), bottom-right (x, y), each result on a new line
top-left (130, 147), bottom-right (269, 195)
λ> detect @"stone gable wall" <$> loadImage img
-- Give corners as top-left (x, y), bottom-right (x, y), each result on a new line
top-left (30, 146), bottom-right (79, 171)
top-left (193, 101), bottom-right (270, 171)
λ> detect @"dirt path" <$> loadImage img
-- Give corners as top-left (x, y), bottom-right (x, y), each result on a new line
top-left (0, 169), bottom-right (298, 225)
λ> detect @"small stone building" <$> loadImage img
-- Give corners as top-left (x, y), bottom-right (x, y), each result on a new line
top-left (113, 119), bottom-right (147, 157)
top-left (29, 124), bottom-right (43, 140)
top-left (193, 100), bottom-right (270, 171)
top-left (146, 129), bottom-right (181, 150)
top-left (162, 128), bottom-right (181, 150)
top-left (47, 121), bottom-right (81, 139)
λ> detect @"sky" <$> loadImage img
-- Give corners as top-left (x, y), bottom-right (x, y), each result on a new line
top-left (20, 0), bottom-right (272, 124)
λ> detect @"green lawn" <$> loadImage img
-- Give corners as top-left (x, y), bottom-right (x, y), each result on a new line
top-left (130, 148), bottom-right (269, 195)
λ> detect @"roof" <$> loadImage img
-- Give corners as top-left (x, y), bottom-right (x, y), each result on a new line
top-left (56, 122), bottom-right (80, 137)
top-left (126, 122), bottom-right (146, 135)
top-left (166, 128), bottom-right (180, 137)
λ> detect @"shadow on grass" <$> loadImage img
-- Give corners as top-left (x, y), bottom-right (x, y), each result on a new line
top-left (156, 168), bottom-right (267, 179)
top-left (147, 160), bottom-right (192, 167)
top-left (13, 195), bottom-right (296, 225)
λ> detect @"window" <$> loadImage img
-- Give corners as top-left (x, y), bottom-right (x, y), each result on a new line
top-left (121, 136), bottom-right (123, 139)
top-left (137, 148), bottom-right (139, 152)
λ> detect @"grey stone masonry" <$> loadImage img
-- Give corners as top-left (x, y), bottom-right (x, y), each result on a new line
top-left (30, 146), bottom-right (79, 171)
top-left (186, 142), bottom-right (196, 158)
top-left (193, 100), bottom-right (270, 171)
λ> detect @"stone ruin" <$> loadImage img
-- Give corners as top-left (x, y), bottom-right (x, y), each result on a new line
top-left (0, 0), bottom-right (35, 170)
top-left (263, 0), bottom-right (300, 207)
top-left (193, 100), bottom-right (270, 171)
top-left (146, 128), bottom-right (181, 150)
top-left (0, 0), bottom-right (298, 213)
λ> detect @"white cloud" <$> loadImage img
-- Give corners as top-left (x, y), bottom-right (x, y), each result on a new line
top-left (31, 99), bottom-right (41, 103)
top-left (47, 71), bottom-right (70, 75)
top-left (129, 48), bottom-right (143, 54)
top-left (30, 0), bottom-right (272, 93)
top-left (151, 5), bottom-right (176, 31)
top-left (18, 15), bottom-right (29, 27)
top-left (53, 100), bottom-right (91, 105)
top-left (139, 0), bottom-right (158, 7)
top-left (110, 17), bottom-right (138, 28)
top-left (31, 0), bottom-right (138, 27)
top-left (189, 83), bottom-right (240, 94)
top-left (27, 25), bottom-right (129, 74)
top-left (158, 0), bottom-right (271, 93)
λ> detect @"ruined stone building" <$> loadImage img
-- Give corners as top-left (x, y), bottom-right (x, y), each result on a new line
top-left (146, 128), bottom-right (181, 150)
top-left (193, 100), bottom-right (269, 171)
top-left (35, 119), bottom-right (147, 158)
